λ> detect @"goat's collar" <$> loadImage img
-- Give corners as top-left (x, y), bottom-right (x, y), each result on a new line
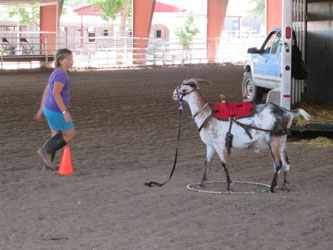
top-left (193, 102), bottom-right (210, 118)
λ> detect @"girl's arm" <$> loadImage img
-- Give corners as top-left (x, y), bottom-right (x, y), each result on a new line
top-left (53, 81), bottom-right (72, 122)
top-left (34, 83), bottom-right (49, 120)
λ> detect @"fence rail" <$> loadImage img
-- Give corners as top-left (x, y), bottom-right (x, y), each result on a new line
top-left (0, 34), bottom-right (265, 70)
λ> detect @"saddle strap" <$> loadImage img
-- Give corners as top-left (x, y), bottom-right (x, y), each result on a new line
top-left (198, 113), bottom-right (213, 132)
top-left (233, 119), bottom-right (290, 137)
top-left (225, 119), bottom-right (234, 155)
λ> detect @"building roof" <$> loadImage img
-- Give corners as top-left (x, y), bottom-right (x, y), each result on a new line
top-left (73, 4), bottom-right (101, 16)
top-left (154, 2), bottom-right (186, 13)
top-left (0, 0), bottom-right (56, 5)
top-left (73, 2), bottom-right (186, 16)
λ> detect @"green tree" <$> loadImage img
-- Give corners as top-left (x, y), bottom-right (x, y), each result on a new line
top-left (3, 0), bottom-right (132, 62)
top-left (4, 0), bottom-right (69, 26)
top-left (6, 4), bottom-right (40, 25)
top-left (4, 0), bottom-right (131, 34)
top-left (249, 0), bottom-right (265, 21)
top-left (90, 0), bottom-right (131, 21)
top-left (89, 0), bottom-right (132, 36)
top-left (175, 13), bottom-right (200, 51)
top-left (88, 0), bottom-right (132, 63)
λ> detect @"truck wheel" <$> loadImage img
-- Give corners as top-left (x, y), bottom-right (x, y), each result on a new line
top-left (242, 72), bottom-right (265, 103)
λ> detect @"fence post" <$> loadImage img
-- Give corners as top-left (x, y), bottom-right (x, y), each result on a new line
top-left (163, 48), bottom-right (165, 65)
top-left (88, 48), bottom-right (91, 67)
top-left (190, 42), bottom-right (193, 63)
top-left (45, 38), bottom-right (48, 64)
top-left (125, 37), bottom-right (128, 65)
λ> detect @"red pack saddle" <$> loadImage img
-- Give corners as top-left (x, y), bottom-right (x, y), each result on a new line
top-left (212, 102), bottom-right (255, 120)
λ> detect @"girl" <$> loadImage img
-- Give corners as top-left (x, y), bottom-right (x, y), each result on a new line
top-left (34, 48), bottom-right (76, 170)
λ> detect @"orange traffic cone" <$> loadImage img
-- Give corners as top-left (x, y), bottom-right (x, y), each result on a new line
top-left (58, 146), bottom-right (73, 176)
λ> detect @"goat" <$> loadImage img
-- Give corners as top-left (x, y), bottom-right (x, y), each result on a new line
top-left (172, 79), bottom-right (310, 193)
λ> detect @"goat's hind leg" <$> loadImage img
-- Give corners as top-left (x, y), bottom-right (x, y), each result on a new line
top-left (199, 145), bottom-right (215, 189)
top-left (269, 137), bottom-right (282, 193)
top-left (282, 171), bottom-right (290, 191)
top-left (271, 162), bottom-right (282, 193)
top-left (280, 136), bottom-right (291, 191)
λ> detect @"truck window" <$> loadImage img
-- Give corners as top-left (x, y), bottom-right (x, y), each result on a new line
top-left (264, 34), bottom-right (275, 53)
top-left (271, 33), bottom-right (281, 54)
top-left (262, 32), bottom-right (276, 53)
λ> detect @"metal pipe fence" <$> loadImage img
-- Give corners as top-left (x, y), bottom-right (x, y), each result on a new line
top-left (0, 34), bottom-right (265, 70)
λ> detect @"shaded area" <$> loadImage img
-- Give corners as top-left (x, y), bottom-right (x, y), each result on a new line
top-left (0, 64), bottom-right (332, 249)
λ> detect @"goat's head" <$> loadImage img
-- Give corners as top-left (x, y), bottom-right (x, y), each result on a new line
top-left (172, 78), bottom-right (208, 102)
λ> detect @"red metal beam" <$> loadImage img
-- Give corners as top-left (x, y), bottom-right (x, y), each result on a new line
top-left (207, 0), bottom-right (228, 62)
top-left (133, 0), bottom-right (156, 64)
top-left (40, 1), bottom-right (58, 55)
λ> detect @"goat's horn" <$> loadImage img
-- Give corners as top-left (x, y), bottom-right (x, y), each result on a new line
top-left (188, 78), bottom-right (211, 85)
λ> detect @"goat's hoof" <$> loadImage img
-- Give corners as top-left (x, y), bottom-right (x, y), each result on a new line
top-left (282, 184), bottom-right (290, 192)
top-left (224, 189), bottom-right (232, 194)
top-left (197, 184), bottom-right (205, 190)
top-left (270, 187), bottom-right (275, 193)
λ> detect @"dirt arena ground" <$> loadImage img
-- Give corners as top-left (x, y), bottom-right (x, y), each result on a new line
top-left (1, 64), bottom-right (332, 250)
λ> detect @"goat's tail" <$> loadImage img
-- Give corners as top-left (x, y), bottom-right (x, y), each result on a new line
top-left (290, 108), bottom-right (311, 121)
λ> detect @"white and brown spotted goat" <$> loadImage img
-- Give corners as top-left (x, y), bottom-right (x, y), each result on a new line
top-left (173, 79), bottom-right (310, 192)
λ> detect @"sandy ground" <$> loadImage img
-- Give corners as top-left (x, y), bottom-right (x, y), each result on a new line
top-left (0, 64), bottom-right (333, 250)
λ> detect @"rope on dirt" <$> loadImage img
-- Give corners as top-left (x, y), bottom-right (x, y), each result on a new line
top-left (144, 108), bottom-right (183, 187)
top-left (187, 180), bottom-right (271, 195)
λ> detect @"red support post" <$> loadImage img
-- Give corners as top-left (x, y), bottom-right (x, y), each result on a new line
top-left (40, 2), bottom-right (58, 56)
top-left (207, 0), bottom-right (228, 62)
top-left (133, 0), bottom-right (156, 64)
top-left (266, 0), bottom-right (282, 34)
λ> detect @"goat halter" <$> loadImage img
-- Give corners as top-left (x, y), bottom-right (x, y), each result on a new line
top-left (176, 85), bottom-right (198, 113)
top-left (176, 81), bottom-right (199, 113)
top-left (176, 85), bottom-right (198, 102)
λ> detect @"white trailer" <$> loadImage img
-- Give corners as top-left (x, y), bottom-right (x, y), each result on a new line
top-left (268, 0), bottom-right (333, 131)
top-left (279, 0), bottom-right (306, 110)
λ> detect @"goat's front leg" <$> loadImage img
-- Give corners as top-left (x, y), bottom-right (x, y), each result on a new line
top-left (199, 145), bottom-right (215, 188)
top-left (222, 161), bottom-right (233, 192)
top-left (221, 149), bottom-right (233, 192)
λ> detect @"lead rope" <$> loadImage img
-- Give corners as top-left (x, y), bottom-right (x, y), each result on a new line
top-left (144, 106), bottom-right (183, 187)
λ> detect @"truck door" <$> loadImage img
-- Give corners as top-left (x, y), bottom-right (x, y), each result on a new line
top-left (253, 30), bottom-right (281, 89)
top-left (270, 32), bottom-right (281, 88)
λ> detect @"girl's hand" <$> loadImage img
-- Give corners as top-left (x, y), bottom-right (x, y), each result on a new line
top-left (34, 108), bottom-right (43, 120)
top-left (63, 111), bottom-right (72, 122)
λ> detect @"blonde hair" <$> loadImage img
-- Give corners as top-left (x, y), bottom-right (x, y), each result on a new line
top-left (54, 48), bottom-right (72, 68)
